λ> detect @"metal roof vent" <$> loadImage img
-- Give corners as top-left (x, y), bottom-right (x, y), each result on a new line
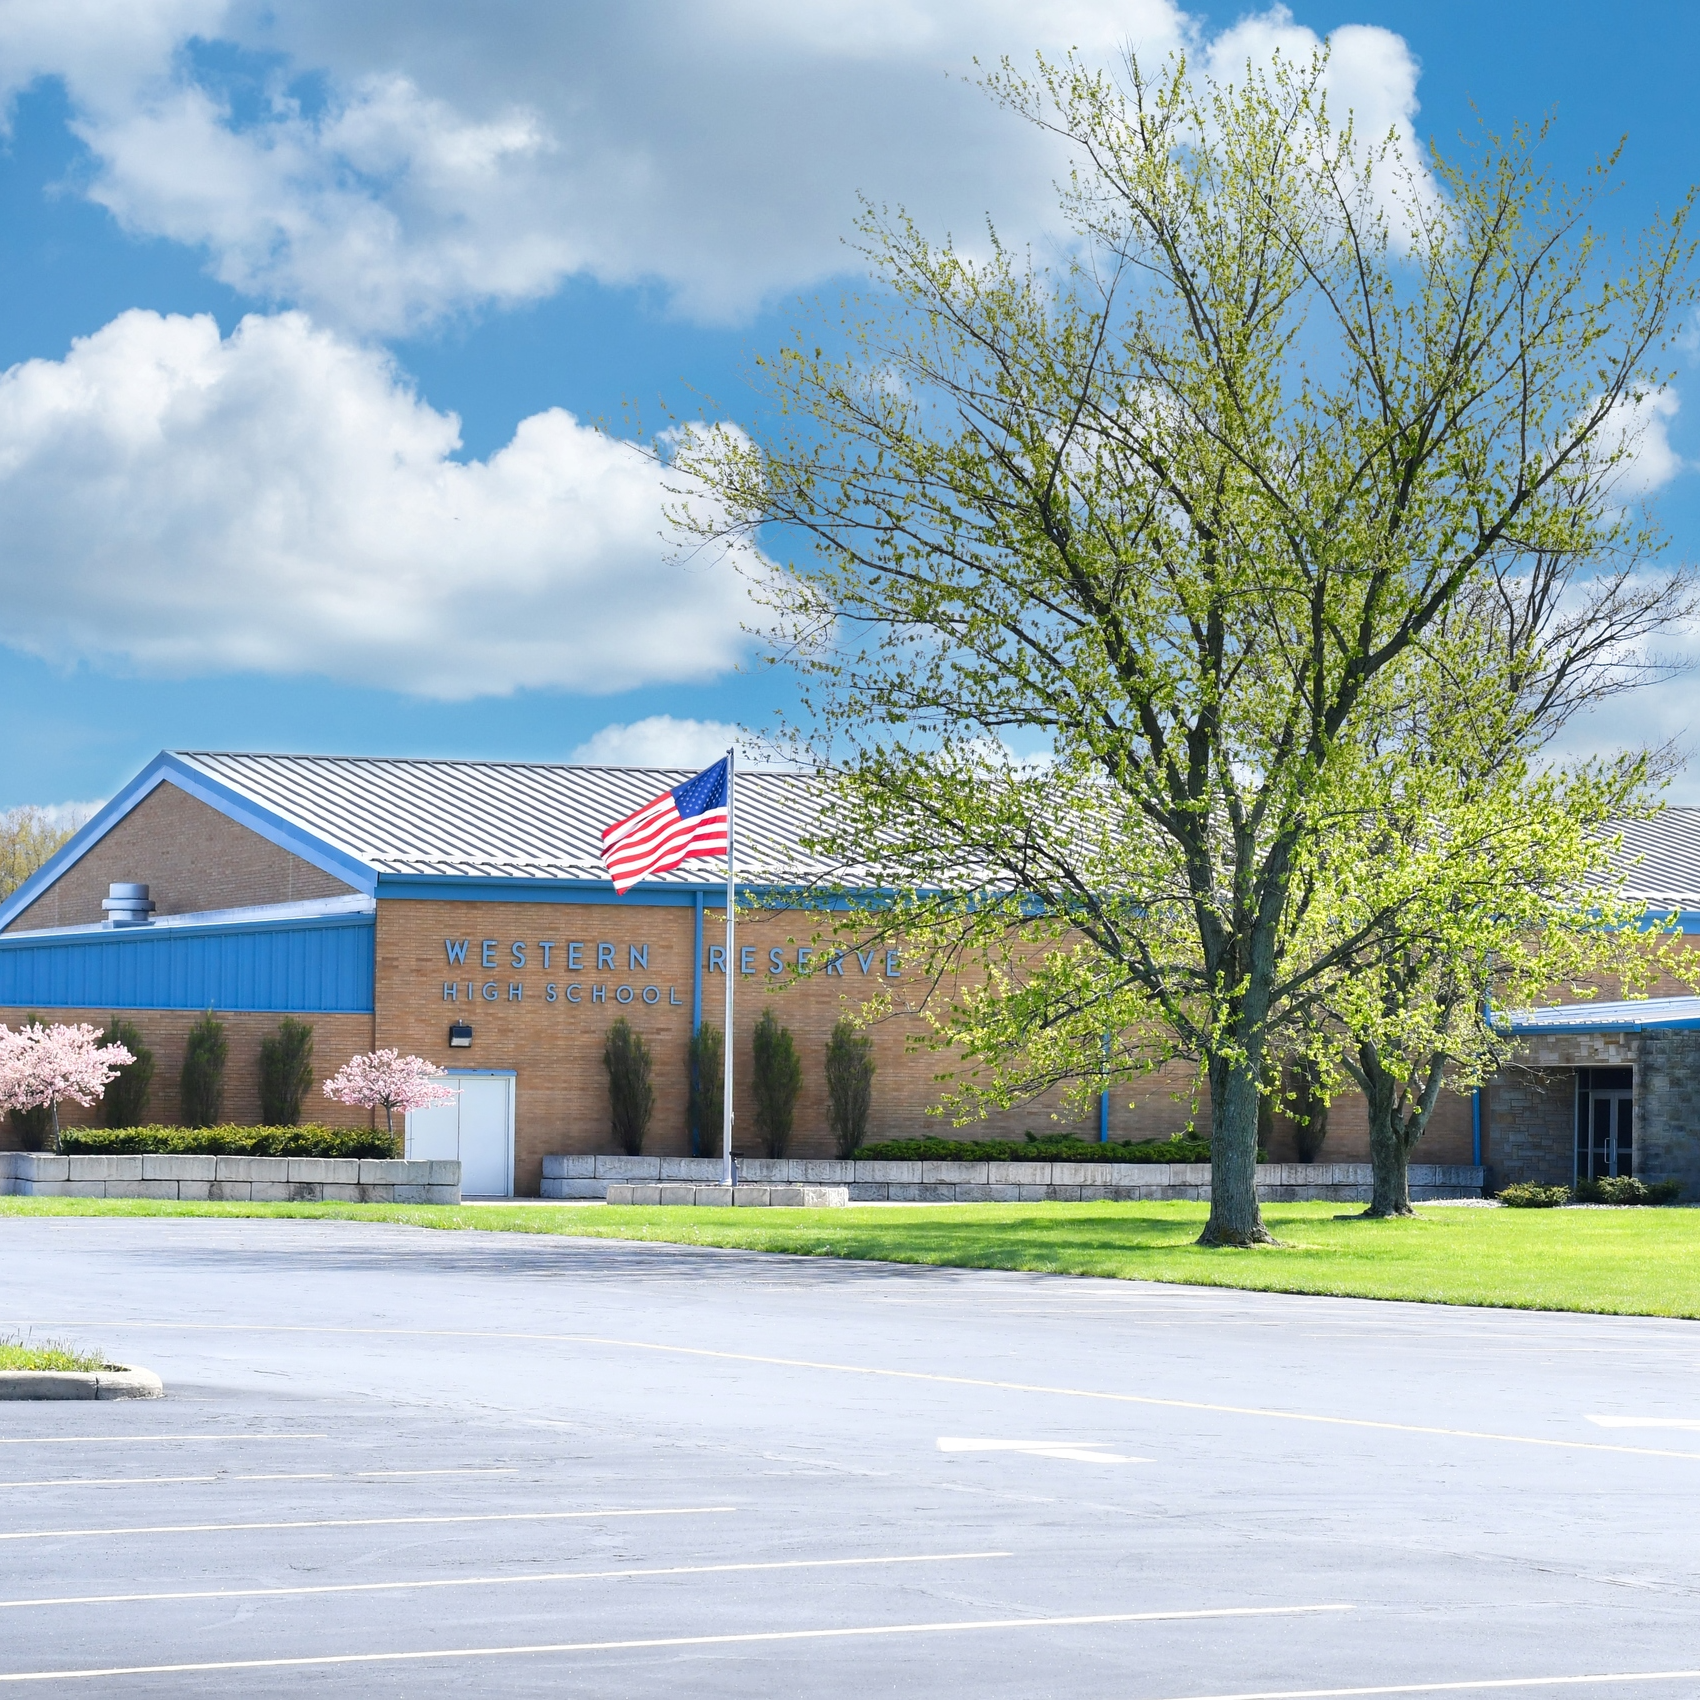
top-left (101, 883), bottom-right (156, 928)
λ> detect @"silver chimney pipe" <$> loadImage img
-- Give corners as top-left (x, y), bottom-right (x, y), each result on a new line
top-left (101, 883), bottom-right (156, 927)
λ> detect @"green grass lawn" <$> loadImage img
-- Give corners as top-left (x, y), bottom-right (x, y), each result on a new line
top-left (0, 1332), bottom-right (107, 1372)
top-left (4, 1195), bottom-right (1699, 1318)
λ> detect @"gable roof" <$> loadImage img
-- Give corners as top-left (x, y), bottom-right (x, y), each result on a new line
top-left (177, 751), bottom-right (831, 883)
top-left (6, 748), bottom-right (1700, 934)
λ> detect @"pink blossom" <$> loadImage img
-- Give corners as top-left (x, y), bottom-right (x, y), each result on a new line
top-left (0, 1023), bottom-right (135, 1149)
top-left (323, 1049), bottom-right (454, 1135)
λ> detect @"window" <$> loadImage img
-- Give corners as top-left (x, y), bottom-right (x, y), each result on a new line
top-left (1575, 1067), bottom-right (1633, 1182)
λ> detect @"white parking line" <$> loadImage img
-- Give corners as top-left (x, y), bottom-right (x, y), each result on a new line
top-left (0, 1602), bottom-right (1352, 1682)
top-left (1585, 1416), bottom-right (1700, 1432)
top-left (0, 1434), bottom-right (327, 1446)
top-left (1157, 1674), bottom-right (1700, 1698)
top-left (0, 1505), bottom-right (735, 1542)
top-left (0, 1467), bottom-right (519, 1489)
top-left (30, 1321), bottom-right (1700, 1463)
top-left (937, 1438), bottom-right (1149, 1464)
top-left (0, 1549), bottom-right (1013, 1610)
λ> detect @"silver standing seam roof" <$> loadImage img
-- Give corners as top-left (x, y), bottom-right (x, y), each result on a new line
top-left (1603, 809), bottom-right (1700, 908)
top-left (178, 752), bottom-right (847, 885)
top-left (179, 754), bottom-right (1700, 900)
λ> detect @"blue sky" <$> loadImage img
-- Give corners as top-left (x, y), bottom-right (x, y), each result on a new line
top-left (0, 1), bottom-right (1697, 810)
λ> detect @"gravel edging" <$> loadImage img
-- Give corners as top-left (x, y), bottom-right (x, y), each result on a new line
top-left (0, 1364), bottom-right (164, 1401)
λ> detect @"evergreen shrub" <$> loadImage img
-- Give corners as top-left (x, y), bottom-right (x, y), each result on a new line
top-left (824, 1018), bottom-right (875, 1159)
top-left (751, 1008), bottom-right (802, 1158)
top-left (59, 1125), bottom-right (398, 1158)
top-left (179, 1011), bottom-right (228, 1128)
top-left (687, 1021), bottom-right (724, 1159)
top-left (1573, 1175), bottom-right (1682, 1206)
top-left (603, 1019), bottom-right (654, 1155)
top-left (258, 1017), bottom-right (315, 1126)
top-left (1497, 1182), bottom-right (1571, 1208)
top-left (100, 1019), bottom-right (154, 1128)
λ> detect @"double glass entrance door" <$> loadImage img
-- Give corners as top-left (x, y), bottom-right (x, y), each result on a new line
top-left (1576, 1067), bottom-right (1633, 1181)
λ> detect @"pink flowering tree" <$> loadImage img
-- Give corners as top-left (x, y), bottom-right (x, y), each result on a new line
top-left (0, 1023), bottom-right (135, 1151)
top-left (323, 1049), bottom-right (454, 1137)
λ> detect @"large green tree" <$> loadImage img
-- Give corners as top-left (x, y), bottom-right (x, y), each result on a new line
top-left (672, 50), bottom-right (1695, 1244)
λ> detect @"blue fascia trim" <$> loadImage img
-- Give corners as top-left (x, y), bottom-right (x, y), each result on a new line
top-left (0, 911), bottom-right (374, 953)
top-left (0, 752), bottom-right (377, 932)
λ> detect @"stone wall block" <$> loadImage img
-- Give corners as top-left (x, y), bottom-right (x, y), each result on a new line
top-left (207, 1181), bottom-right (251, 1201)
top-left (391, 1185), bottom-right (428, 1203)
top-left (284, 1157), bottom-right (354, 1183)
top-left (856, 1161), bottom-right (919, 1182)
top-left (541, 1179), bottom-right (606, 1199)
top-left (140, 1154), bottom-right (214, 1181)
top-left (799, 1160), bottom-right (854, 1183)
top-left (223, 1157), bottom-right (289, 1182)
top-left (543, 1154), bottom-right (595, 1178)
top-left (594, 1156), bottom-right (662, 1180)
top-left (846, 1183), bottom-right (888, 1201)
top-left (424, 1185), bottom-right (460, 1204)
top-left (19, 1155), bottom-right (69, 1182)
top-left (920, 1161), bottom-right (988, 1182)
top-left (357, 1160), bottom-right (414, 1184)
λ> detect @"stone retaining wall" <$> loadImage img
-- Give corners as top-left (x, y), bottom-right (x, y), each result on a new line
top-left (607, 1184), bottom-right (851, 1208)
top-left (0, 1151), bottom-right (460, 1204)
top-left (544, 1154), bottom-right (1483, 1204)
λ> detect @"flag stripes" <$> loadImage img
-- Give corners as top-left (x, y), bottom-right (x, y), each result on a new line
top-left (600, 758), bottom-right (730, 893)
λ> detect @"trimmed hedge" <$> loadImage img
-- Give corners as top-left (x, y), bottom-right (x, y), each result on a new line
top-left (851, 1136), bottom-right (1217, 1164)
top-left (59, 1125), bottom-right (400, 1159)
top-left (1574, 1175), bottom-right (1682, 1206)
top-left (1497, 1183), bottom-right (1572, 1209)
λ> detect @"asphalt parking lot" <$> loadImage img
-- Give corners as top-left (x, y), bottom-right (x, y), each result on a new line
top-left (0, 1215), bottom-right (1697, 1697)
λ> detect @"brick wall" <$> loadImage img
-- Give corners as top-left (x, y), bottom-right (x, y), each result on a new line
top-left (4, 781), bottom-right (355, 933)
top-left (374, 897), bottom-right (1487, 1193)
top-left (0, 1007), bottom-right (377, 1147)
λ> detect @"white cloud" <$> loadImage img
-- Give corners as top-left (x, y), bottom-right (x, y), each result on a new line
top-left (1597, 389), bottom-right (1688, 497)
top-left (0, 309), bottom-right (759, 698)
top-left (569, 718), bottom-right (744, 769)
top-left (0, 1), bottom-right (1430, 332)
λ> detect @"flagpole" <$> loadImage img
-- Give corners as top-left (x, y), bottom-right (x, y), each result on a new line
top-left (722, 745), bottom-right (736, 1190)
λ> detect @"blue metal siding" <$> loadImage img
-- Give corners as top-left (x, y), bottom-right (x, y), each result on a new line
top-left (0, 917), bottom-right (374, 1013)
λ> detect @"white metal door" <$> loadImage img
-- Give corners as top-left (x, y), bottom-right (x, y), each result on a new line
top-left (457, 1075), bottom-right (515, 1197)
top-left (405, 1073), bottom-right (515, 1197)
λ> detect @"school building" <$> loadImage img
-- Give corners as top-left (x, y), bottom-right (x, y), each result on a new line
top-left (1, 750), bottom-right (1698, 1197)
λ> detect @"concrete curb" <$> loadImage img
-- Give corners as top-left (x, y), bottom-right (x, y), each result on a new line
top-left (0, 1364), bottom-right (164, 1401)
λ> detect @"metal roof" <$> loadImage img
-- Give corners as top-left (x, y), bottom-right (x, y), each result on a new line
top-left (1505, 994), bottom-right (1700, 1034)
top-left (0, 893), bottom-right (375, 945)
top-left (176, 752), bottom-right (846, 885)
top-left (1604, 809), bottom-right (1700, 907)
top-left (172, 755), bottom-right (1700, 899)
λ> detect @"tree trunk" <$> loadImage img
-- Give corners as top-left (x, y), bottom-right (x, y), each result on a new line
top-left (47, 1099), bottom-right (59, 1157)
top-left (1199, 1055), bottom-right (1274, 1245)
top-left (1360, 1061), bottom-right (1412, 1218)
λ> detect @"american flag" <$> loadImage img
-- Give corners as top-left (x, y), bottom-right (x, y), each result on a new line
top-left (600, 757), bottom-right (731, 894)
